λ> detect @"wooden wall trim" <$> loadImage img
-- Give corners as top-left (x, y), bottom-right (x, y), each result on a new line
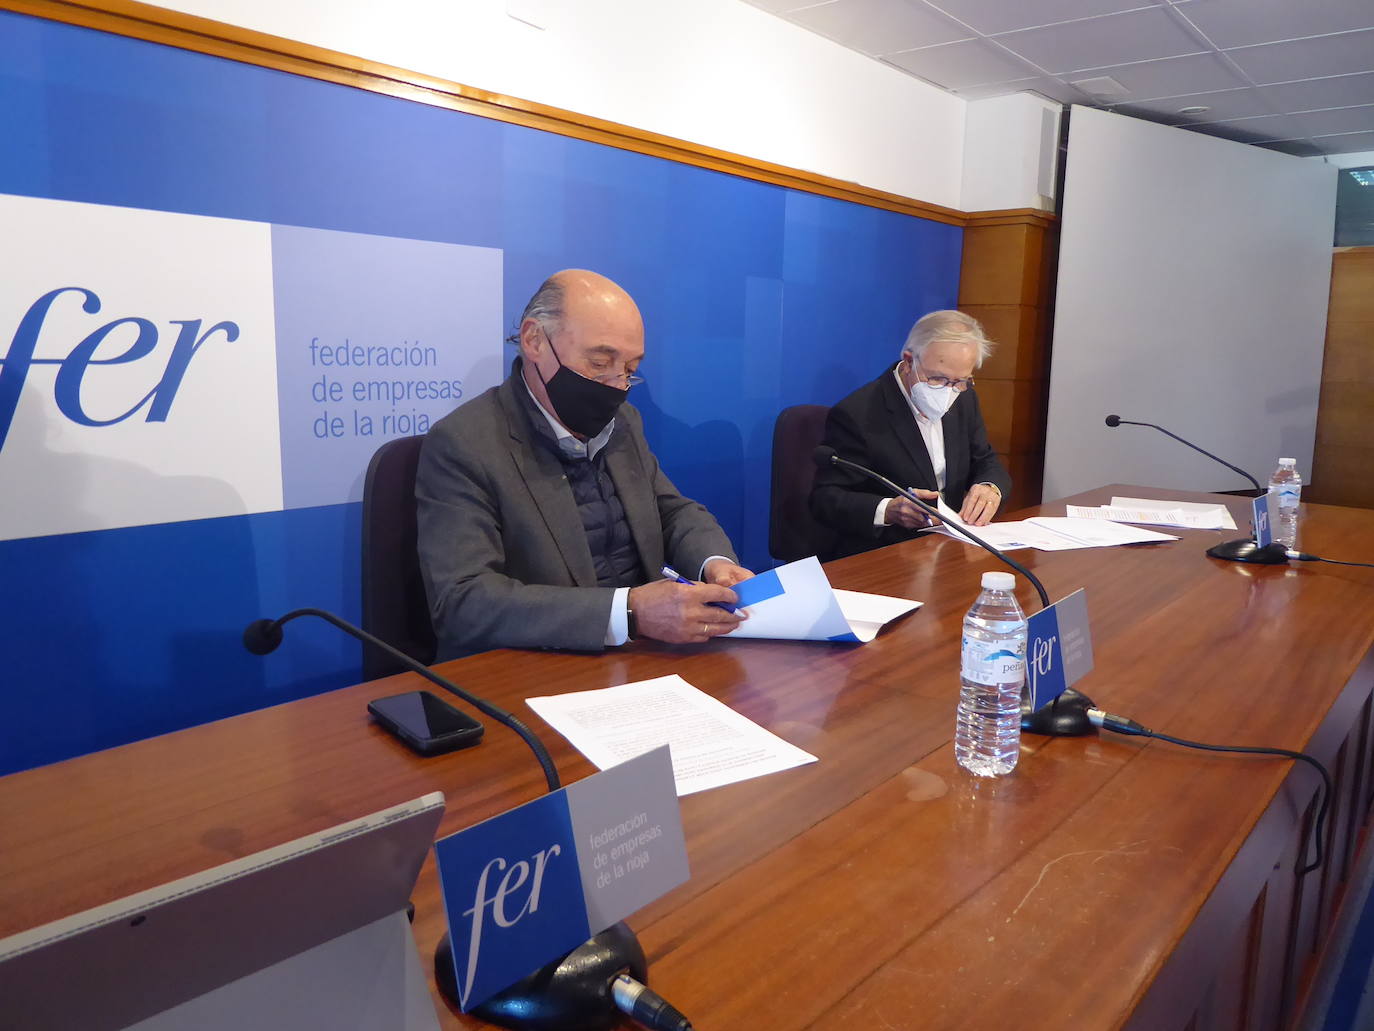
top-left (2, 0), bottom-right (1055, 231)
top-left (964, 208), bottom-right (1057, 229)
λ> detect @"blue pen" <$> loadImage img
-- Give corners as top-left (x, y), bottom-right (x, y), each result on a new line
top-left (661, 565), bottom-right (737, 613)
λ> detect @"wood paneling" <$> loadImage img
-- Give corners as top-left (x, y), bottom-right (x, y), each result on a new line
top-left (1329, 250), bottom-right (1374, 323)
top-left (1311, 248), bottom-right (1374, 509)
top-left (973, 376), bottom-right (1048, 454)
top-left (960, 218), bottom-right (1058, 510)
top-left (960, 304), bottom-right (1051, 381)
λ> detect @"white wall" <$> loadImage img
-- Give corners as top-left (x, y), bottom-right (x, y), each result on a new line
top-left (961, 93), bottom-right (1061, 213)
top-left (1044, 107), bottom-right (1337, 500)
top-left (149, 0), bottom-right (972, 210)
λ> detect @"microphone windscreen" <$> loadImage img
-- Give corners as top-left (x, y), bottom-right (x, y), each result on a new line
top-left (1105, 414), bottom-right (1121, 427)
top-left (242, 618), bottom-right (284, 655)
top-left (812, 445), bottom-right (837, 468)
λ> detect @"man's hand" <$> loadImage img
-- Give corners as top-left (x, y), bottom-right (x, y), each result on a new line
top-left (959, 483), bottom-right (1002, 527)
top-left (629, 579), bottom-right (745, 644)
top-left (702, 559), bottom-right (753, 587)
top-left (885, 489), bottom-right (941, 529)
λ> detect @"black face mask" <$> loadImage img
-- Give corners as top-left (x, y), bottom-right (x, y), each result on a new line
top-left (535, 332), bottom-right (628, 439)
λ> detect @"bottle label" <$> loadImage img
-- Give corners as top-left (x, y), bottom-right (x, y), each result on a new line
top-left (962, 636), bottom-right (1025, 687)
top-left (1277, 487), bottom-right (1300, 511)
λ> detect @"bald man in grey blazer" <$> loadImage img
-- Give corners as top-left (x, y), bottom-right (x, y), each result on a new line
top-left (417, 270), bottom-right (751, 660)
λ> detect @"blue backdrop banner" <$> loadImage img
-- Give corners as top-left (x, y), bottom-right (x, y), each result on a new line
top-left (0, 10), bottom-right (961, 774)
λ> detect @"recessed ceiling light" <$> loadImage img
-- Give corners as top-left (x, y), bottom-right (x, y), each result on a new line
top-left (1178, 105), bottom-right (1210, 115)
top-left (1068, 76), bottom-right (1128, 99)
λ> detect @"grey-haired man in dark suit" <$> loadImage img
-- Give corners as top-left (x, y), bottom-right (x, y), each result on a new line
top-left (417, 269), bottom-right (750, 660)
top-left (811, 309), bottom-right (1012, 561)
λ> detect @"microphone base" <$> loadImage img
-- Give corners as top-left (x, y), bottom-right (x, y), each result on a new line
top-left (435, 922), bottom-right (647, 1031)
top-left (1022, 688), bottom-right (1096, 737)
top-left (1206, 539), bottom-right (1289, 564)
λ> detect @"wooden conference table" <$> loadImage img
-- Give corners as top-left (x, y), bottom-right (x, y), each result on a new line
top-left (4, 485), bottom-right (1374, 1030)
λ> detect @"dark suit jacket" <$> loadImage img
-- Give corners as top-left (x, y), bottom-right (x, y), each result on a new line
top-left (416, 363), bottom-right (738, 660)
top-left (810, 363), bottom-right (1011, 560)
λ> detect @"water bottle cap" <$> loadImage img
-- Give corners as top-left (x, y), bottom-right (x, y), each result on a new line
top-left (981, 571), bottom-right (1016, 591)
top-left (1279, 458), bottom-right (1296, 466)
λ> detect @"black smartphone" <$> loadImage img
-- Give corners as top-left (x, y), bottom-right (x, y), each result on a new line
top-left (367, 691), bottom-right (484, 756)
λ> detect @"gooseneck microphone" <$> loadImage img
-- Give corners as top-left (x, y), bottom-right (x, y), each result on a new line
top-left (244, 608), bottom-right (690, 1031)
top-left (244, 607), bottom-right (559, 790)
top-left (813, 445), bottom-right (1049, 607)
top-left (813, 446), bottom-right (1096, 736)
top-left (1102, 415), bottom-right (1290, 564)
top-left (1104, 414), bottom-right (1263, 494)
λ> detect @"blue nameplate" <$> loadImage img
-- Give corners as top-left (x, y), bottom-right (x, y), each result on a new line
top-left (1025, 589), bottom-right (1095, 711)
top-left (434, 745), bottom-right (688, 1010)
top-left (1251, 494), bottom-right (1274, 547)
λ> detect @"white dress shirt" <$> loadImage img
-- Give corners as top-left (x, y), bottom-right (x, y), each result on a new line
top-left (873, 365), bottom-right (945, 526)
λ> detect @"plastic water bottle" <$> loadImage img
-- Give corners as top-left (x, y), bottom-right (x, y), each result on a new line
top-left (956, 571), bottom-right (1027, 778)
top-left (1268, 458), bottom-right (1303, 548)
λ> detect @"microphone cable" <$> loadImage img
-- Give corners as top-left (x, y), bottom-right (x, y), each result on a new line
top-left (1287, 551), bottom-right (1374, 570)
top-left (1088, 710), bottom-right (1332, 876)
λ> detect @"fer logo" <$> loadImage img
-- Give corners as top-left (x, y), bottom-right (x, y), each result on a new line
top-left (0, 286), bottom-right (237, 452)
top-left (0, 192), bottom-right (283, 542)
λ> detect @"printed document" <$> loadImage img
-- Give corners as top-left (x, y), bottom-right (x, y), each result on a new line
top-left (526, 675), bottom-right (818, 796)
top-left (1110, 496), bottom-right (1237, 530)
top-left (926, 509), bottom-right (1178, 551)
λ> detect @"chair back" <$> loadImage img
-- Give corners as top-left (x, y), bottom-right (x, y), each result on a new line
top-left (361, 435), bottom-right (436, 680)
top-left (769, 404), bottom-right (836, 562)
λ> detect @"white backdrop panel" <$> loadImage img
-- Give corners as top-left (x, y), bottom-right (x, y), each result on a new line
top-left (1043, 106), bottom-right (1336, 500)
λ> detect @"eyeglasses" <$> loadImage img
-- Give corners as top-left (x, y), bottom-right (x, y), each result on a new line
top-left (912, 359), bottom-right (974, 392)
top-left (541, 325), bottom-right (643, 388)
top-left (589, 368), bottom-right (644, 389)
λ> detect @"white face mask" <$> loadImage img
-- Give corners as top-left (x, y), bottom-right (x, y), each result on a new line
top-left (909, 379), bottom-right (957, 421)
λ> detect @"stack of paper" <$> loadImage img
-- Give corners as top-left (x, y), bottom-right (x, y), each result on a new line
top-left (1062, 497), bottom-right (1236, 530)
top-left (926, 499), bottom-right (1178, 552)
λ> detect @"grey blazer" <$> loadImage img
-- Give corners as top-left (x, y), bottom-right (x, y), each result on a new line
top-left (416, 364), bottom-right (737, 660)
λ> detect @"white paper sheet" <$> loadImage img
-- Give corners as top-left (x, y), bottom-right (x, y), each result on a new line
top-left (1111, 496), bottom-right (1237, 530)
top-left (726, 556), bottom-right (920, 643)
top-left (1026, 516), bottom-right (1179, 547)
top-left (832, 589), bottom-right (923, 642)
top-left (525, 675), bottom-right (818, 796)
top-left (1065, 504), bottom-right (1192, 525)
top-left (928, 515), bottom-right (1178, 551)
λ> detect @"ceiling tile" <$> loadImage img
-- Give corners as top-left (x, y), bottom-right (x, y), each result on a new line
top-left (1068, 51), bottom-right (1248, 98)
top-left (1173, 0), bottom-right (1374, 51)
top-left (884, 38), bottom-right (1043, 88)
top-left (995, 7), bottom-right (1205, 74)
top-left (1188, 112), bottom-right (1309, 144)
top-left (1292, 105), bottom-right (1374, 137)
top-left (787, 0), bottom-right (971, 56)
top-left (1312, 129), bottom-right (1374, 154)
top-left (1225, 29), bottom-right (1374, 84)
top-left (1255, 139), bottom-right (1325, 157)
top-left (920, 0), bottom-right (1160, 36)
top-left (1112, 86), bottom-right (1276, 123)
top-left (1262, 72), bottom-right (1374, 113)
